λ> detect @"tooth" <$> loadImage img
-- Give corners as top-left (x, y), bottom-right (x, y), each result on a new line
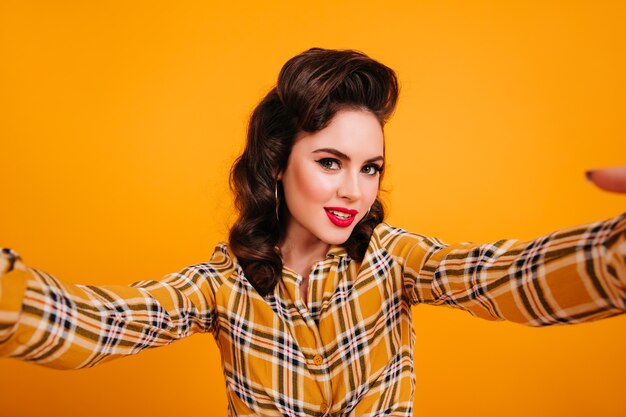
top-left (330, 210), bottom-right (350, 219)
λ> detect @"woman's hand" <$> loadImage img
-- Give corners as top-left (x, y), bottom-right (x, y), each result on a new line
top-left (0, 249), bottom-right (25, 277)
top-left (587, 166), bottom-right (626, 193)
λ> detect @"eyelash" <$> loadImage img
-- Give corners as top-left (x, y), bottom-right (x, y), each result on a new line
top-left (315, 158), bottom-right (383, 175)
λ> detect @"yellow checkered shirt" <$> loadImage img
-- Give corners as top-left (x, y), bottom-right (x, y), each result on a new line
top-left (1, 215), bottom-right (625, 416)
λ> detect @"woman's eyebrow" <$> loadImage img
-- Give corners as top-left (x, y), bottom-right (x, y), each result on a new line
top-left (312, 148), bottom-right (384, 164)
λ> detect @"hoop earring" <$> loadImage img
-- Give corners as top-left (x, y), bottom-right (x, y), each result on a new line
top-left (274, 182), bottom-right (280, 221)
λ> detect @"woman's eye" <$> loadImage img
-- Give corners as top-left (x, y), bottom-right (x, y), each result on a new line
top-left (317, 158), bottom-right (340, 170)
top-left (362, 164), bottom-right (382, 175)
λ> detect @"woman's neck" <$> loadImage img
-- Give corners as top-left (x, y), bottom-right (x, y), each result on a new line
top-left (279, 220), bottom-right (330, 277)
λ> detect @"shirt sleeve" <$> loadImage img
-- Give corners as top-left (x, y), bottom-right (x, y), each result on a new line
top-left (401, 213), bottom-right (626, 326)
top-left (0, 260), bottom-right (222, 369)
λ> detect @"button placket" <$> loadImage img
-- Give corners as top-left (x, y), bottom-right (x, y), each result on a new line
top-left (282, 265), bottom-right (333, 415)
top-left (312, 349), bottom-right (332, 416)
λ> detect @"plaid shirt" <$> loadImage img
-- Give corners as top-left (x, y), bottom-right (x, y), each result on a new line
top-left (1, 214), bottom-right (625, 416)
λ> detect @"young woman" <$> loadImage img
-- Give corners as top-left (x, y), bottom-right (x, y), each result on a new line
top-left (1, 48), bottom-right (625, 417)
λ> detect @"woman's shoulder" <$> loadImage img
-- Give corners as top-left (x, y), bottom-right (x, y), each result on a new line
top-left (371, 222), bottom-right (428, 244)
top-left (178, 242), bottom-right (241, 284)
top-left (369, 222), bottom-right (436, 259)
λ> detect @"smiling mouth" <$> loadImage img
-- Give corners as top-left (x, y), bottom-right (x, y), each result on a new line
top-left (324, 207), bottom-right (358, 227)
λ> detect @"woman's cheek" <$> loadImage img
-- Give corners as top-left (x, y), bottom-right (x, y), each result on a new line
top-left (296, 168), bottom-right (336, 201)
top-left (363, 178), bottom-right (380, 204)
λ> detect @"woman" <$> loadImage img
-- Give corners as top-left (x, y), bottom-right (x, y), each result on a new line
top-left (1, 48), bottom-right (625, 416)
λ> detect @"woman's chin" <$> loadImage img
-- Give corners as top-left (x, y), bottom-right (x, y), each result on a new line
top-left (318, 228), bottom-right (356, 246)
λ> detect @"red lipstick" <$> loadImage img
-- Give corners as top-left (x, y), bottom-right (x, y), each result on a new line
top-left (324, 207), bottom-right (358, 227)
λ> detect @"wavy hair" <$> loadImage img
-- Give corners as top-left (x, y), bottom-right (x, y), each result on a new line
top-left (229, 47), bottom-right (399, 296)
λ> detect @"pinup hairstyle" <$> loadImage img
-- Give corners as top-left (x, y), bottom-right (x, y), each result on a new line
top-left (229, 47), bottom-right (399, 296)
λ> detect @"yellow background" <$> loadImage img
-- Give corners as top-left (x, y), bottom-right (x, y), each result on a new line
top-left (1, 1), bottom-right (625, 416)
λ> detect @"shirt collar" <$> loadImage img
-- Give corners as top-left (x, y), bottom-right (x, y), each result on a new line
top-left (326, 244), bottom-right (349, 259)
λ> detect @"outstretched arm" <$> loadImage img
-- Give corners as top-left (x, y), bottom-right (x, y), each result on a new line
top-left (0, 253), bottom-right (223, 369)
top-left (402, 166), bottom-right (626, 326)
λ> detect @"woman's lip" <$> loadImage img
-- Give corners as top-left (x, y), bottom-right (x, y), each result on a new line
top-left (324, 206), bottom-right (358, 215)
top-left (324, 208), bottom-right (357, 227)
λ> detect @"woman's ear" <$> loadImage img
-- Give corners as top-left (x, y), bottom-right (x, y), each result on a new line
top-left (276, 170), bottom-right (283, 181)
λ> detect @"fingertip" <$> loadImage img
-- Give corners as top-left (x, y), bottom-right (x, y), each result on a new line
top-left (587, 165), bottom-right (626, 193)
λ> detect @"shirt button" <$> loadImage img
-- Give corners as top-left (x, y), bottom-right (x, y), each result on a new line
top-left (313, 354), bottom-right (324, 366)
top-left (320, 401), bottom-right (330, 413)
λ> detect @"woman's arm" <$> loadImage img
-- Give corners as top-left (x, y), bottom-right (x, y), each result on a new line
top-left (399, 166), bottom-right (626, 325)
top-left (401, 212), bottom-right (626, 326)
top-left (0, 253), bottom-right (222, 369)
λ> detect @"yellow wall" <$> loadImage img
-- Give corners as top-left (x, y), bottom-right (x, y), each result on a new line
top-left (1, 1), bottom-right (625, 416)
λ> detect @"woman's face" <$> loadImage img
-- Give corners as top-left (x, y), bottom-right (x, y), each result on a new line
top-left (278, 108), bottom-right (384, 247)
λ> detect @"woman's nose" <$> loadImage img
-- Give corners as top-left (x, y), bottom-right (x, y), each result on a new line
top-left (338, 172), bottom-right (362, 200)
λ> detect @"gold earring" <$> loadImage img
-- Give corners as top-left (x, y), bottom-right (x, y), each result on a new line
top-left (275, 182), bottom-right (280, 221)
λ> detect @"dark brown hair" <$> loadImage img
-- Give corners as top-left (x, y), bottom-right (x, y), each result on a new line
top-left (229, 47), bottom-right (399, 296)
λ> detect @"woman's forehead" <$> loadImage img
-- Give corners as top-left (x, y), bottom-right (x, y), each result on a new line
top-left (294, 109), bottom-right (384, 157)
